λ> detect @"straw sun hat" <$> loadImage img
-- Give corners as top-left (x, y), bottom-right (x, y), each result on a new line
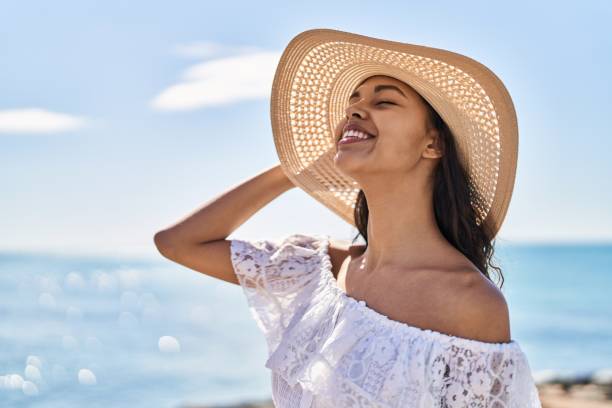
top-left (270, 28), bottom-right (518, 238)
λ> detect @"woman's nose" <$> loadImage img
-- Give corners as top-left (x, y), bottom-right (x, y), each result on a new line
top-left (345, 104), bottom-right (367, 119)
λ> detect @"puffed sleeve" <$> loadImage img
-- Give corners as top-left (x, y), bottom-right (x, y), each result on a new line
top-left (423, 340), bottom-right (542, 407)
top-left (229, 233), bottom-right (324, 354)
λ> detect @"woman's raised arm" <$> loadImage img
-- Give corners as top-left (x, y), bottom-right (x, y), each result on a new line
top-left (153, 163), bottom-right (294, 284)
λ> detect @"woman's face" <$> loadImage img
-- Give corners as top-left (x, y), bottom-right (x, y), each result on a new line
top-left (333, 75), bottom-right (441, 179)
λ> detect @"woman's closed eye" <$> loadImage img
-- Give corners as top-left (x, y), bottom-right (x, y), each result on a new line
top-left (376, 100), bottom-right (395, 105)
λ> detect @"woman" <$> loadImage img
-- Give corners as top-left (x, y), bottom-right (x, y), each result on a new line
top-left (154, 29), bottom-right (541, 407)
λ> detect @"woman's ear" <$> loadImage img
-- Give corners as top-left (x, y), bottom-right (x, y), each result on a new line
top-left (423, 128), bottom-right (443, 159)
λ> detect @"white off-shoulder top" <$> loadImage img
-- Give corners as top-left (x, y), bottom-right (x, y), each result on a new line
top-left (229, 232), bottom-right (542, 408)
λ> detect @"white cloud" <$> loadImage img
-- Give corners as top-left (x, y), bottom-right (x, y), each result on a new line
top-left (0, 108), bottom-right (87, 134)
top-left (150, 50), bottom-right (281, 111)
top-left (173, 41), bottom-right (262, 59)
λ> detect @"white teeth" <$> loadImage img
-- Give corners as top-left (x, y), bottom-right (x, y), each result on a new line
top-left (341, 129), bottom-right (372, 140)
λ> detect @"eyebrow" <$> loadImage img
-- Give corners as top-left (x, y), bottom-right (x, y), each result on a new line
top-left (349, 84), bottom-right (407, 101)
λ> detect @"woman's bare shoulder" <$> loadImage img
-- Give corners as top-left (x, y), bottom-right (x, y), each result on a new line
top-left (451, 271), bottom-right (511, 342)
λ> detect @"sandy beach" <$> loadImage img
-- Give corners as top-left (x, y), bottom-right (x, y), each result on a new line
top-left (538, 384), bottom-right (612, 407)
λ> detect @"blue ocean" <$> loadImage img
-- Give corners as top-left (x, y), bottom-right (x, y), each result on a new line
top-left (1, 243), bottom-right (611, 407)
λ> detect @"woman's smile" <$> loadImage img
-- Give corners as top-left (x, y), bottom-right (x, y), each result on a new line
top-left (337, 136), bottom-right (376, 146)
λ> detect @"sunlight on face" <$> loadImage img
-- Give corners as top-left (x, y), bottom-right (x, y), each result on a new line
top-left (333, 75), bottom-right (439, 181)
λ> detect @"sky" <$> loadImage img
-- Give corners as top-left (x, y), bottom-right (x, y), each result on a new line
top-left (1, 0), bottom-right (611, 259)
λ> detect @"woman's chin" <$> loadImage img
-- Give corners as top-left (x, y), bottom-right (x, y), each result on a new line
top-left (333, 154), bottom-right (370, 176)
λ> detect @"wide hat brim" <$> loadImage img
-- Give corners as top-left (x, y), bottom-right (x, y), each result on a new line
top-left (270, 28), bottom-right (518, 239)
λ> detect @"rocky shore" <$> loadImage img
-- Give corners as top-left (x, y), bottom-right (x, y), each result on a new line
top-left (535, 368), bottom-right (612, 407)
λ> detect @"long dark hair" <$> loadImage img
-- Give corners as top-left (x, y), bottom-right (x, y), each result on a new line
top-left (351, 92), bottom-right (505, 289)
